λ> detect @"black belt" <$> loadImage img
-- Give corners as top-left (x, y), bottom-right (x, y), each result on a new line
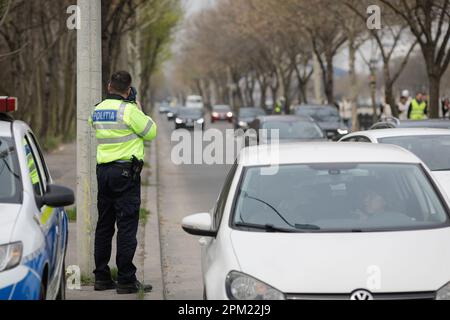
top-left (98, 161), bottom-right (132, 168)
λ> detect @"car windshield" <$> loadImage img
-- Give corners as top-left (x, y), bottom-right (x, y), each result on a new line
top-left (296, 106), bottom-right (340, 122)
top-left (379, 135), bottom-right (450, 171)
top-left (233, 163), bottom-right (448, 232)
top-left (214, 106), bottom-right (231, 112)
top-left (239, 108), bottom-right (265, 117)
top-left (0, 137), bottom-right (22, 204)
top-left (178, 108), bottom-right (203, 118)
top-left (263, 121), bottom-right (324, 139)
top-left (188, 97), bottom-right (202, 103)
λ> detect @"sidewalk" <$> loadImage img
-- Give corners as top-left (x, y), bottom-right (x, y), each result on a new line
top-left (45, 140), bottom-right (163, 300)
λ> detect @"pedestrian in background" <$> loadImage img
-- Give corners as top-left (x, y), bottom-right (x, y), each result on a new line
top-left (442, 98), bottom-right (450, 119)
top-left (408, 92), bottom-right (428, 120)
top-left (397, 90), bottom-right (412, 120)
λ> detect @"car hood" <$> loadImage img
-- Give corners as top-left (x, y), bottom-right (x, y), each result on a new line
top-left (433, 171), bottom-right (450, 199)
top-left (179, 116), bottom-right (202, 121)
top-left (230, 229), bottom-right (450, 294)
top-left (0, 204), bottom-right (21, 244)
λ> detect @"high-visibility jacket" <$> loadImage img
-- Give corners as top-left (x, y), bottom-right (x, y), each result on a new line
top-left (409, 99), bottom-right (427, 120)
top-left (24, 140), bottom-right (40, 186)
top-left (90, 97), bottom-right (157, 164)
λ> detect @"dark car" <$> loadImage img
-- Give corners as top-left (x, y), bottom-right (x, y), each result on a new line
top-left (211, 105), bottom-right (233, 123)
top-left (166, 106), bottom-right (180, 121)
top-left (248, 115), bottom-right (326, 144)
top-left (370, 117), bottom-right (450, 130)
top-left (175, 108), bottom-right (205, 130)
top-left (159, 102), bottom-right (170, 114)
top-left (294, 104), bottom-right (350, 140)
top-left (235, 107), bottom-right (266, 130)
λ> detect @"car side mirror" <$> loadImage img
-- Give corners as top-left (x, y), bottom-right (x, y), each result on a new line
top-left (182, 213), bottom-right (217, 237)
top-left (37, 184), bottom-right (75, 208)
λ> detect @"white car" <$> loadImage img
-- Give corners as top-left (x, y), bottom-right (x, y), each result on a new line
top-left (182, 143), bottom-right (450, 300)
top-left (0, 98), bottom-right (74, 300)
top-left (340, 128), bottom-right (450, 197)
top-left (186, 95), bottom-right (204, 109)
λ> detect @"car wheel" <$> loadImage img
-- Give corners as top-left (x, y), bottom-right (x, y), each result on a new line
top-left (39, 282), bottom-right (47, 300)
top-left (55, 262), bottom-right (66, 300)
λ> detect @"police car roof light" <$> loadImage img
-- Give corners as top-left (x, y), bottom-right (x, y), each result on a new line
top-left (0, 97), bottom-right (18, 113)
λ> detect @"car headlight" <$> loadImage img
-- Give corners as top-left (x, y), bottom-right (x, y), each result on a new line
top-left (175, 118), bottom-right (183, 124)
top-left (167, 112), bottom-right (174, 117)
top-left (197, 118), bottom-right (205, 124)
top-left (226, 271), bottom-right (285, 300)
top-left (436, 282), bottom-right (450, 300)
top-left (337, 129), bottom-right (349, 135)
top-left (212, 112), bottom-right (219, 117)
top-left (239, 121), bottom-right (249, 127)
top-left (227, 112), bottom-right (234, 118)
top-left (0, 242), bottom-right (23, 272)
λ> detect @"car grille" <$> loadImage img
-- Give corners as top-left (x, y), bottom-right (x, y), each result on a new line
top-left (286, 292), bottom-right (436, 300)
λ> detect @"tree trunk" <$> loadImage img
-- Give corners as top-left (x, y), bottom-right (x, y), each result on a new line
top-left (349, 41), bottom-right (359, 132)
top-left (429, 73), bottom-right (441, 119)
top-left (382, 62), bottom-right (398, 118)
top-left (324, 52), bottom-right (334, 105)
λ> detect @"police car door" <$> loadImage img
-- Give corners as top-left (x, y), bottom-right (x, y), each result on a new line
top-left (23, 134), bottom-right (61, 297)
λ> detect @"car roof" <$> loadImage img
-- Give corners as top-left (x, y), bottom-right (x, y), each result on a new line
top-left (259, 115), bottom-right (314, 122)
top-left (346, 128), bottom-right (450, 140)
top-left (399, 119), bottom-right (450, 128)
top-left (0, 120), bottom-right (12, 137)
top-left (238, 142), bottom-right (422, 166)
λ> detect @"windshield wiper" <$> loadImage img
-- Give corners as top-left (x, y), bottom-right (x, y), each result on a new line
top-left (295, 224), bottom-right (321, 230)
top-left (235, 222), bottom-right (300, 233)
top-left (242, 192), bottom-right (296, 228)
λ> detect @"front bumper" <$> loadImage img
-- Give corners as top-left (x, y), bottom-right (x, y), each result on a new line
top-left (0, 265), bottom-right (41, 300)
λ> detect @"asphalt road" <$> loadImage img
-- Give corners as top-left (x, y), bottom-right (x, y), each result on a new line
top-left (157, 112), bottom-right (233, 300)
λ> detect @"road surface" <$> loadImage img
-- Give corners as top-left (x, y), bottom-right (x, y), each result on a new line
top-left (157, 112), bottom-right (233, 300)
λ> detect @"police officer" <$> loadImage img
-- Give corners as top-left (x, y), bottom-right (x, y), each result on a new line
top-left (408, 92), bottom-right (428, 120)
top-left (90, 71), bottom-right (157, 294)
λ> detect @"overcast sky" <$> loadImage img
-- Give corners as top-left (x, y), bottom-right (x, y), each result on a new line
top-left (183, 0), bottom-right (215, 16)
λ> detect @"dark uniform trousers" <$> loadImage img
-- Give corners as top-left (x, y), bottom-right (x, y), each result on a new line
top-left (94, 163), bottom-right (141, 284)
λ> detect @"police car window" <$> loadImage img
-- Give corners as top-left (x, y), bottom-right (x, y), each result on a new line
top-left (0, 137), bottom-right (22, 203)
top-left (28, 132), bottom-right (50, 183)
top-left (23, 137), bottom-right (44, 196)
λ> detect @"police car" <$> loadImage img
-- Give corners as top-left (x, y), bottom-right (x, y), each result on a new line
top-left (0, 97), bottom-right (74, 300)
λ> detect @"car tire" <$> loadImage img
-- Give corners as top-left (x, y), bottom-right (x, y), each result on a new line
top-left (39, 281), bottom-right (47, 300)
top-left (56, 262), bottom-right (66, 300)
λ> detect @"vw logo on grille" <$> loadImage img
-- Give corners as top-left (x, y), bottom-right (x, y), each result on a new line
top-left (350, 290), bottom-right (374, 300)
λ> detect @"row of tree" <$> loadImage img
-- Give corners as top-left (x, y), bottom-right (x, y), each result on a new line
top-left (0, 0), bottom-right (181, 147)
top-left (173, 0), bottom-right (450, 120)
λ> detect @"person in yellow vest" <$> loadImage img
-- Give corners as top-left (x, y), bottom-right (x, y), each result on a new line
top-left (408, 92), bottom-right (428, 120)
top-left (90, 71), bottom-right (157, 294)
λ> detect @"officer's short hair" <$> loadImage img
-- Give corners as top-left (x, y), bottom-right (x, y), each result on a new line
top-left (110, 71), bottom-right (132, 94)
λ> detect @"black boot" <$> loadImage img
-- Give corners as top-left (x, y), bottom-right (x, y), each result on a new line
top-left (94, 280), bottom-right (117, 291)
top-left (117, 281), bottom-right (153, 294)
